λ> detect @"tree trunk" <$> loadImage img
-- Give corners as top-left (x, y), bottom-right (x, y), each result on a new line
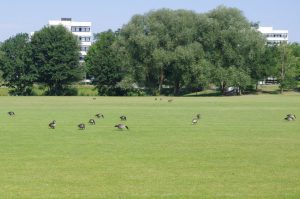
top-left (173, 81), bottom-right (180, 96)
top-left (158, 68), bottom-right (164, 95)
top-left (220, 81), bottom-right (226, 95)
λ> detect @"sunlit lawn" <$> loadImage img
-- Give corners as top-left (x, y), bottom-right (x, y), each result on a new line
top-left (0, 95), bottom-right (299, 198)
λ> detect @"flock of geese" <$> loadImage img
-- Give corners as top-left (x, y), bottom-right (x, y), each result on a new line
top-left (47, 113), bottom-right (129, 131)
top-left (7, 111), bottom-right (129, 131)
top-left (5, 98), bottom-right (297, 132)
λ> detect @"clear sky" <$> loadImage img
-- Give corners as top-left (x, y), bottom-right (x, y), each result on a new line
top-left (1, 0), bottom-right (299, 42)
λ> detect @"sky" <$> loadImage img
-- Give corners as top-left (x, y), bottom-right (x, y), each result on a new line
top-left (0, 0), bottom-right (299, 42)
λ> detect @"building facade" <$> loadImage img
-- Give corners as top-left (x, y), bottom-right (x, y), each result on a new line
top-left (258, 26), bottom-right (288, 44)
top-left (48, 18), bottom-right (92, 61)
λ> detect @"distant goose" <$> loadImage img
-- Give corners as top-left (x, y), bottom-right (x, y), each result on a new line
top-left (95, 113), bottom-right (104, 118)
top-left (287, 114), bottom-right (296, 120)
top-left (8, 111), bottom-right (15, 116)
top-left (78, 123), bottom-right (86, 130)
top-left (285, 114), bottom-right (296, 121)
top-left (284, 116), bottom-right (293, 121)
top-left (120, 115), bottom-right (127, 121)
top-left (49, 120), bottom-right (56, 129)
top-left (114, 124), bottom-right (129, 130)
top-left (89, 119), bottom-right (96, 125)
top-left (192, 118), bottom-right (198, 125)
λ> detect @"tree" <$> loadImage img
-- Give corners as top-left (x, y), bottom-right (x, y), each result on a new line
top-left (121, 9), bottom-right (205, 95)
top-left (204, 6), bottom-right (266, 91)
top-left (277, 43), bottom-right (298, 93)
top-left (31, 25), bottom-right (84, 95)
top-left (0, 33), bottom-right (37, 95)
top-left (85, 30), bottom-right (126, 95)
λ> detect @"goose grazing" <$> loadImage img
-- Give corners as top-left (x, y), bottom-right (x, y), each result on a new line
top-left (120, 115), bottom-right (127, 121)
top-left (8, 111), bottom-right (15, 116)
top-left (192, 118), bottom-right (198, 125)
top-left (49, 120), bottom-right (56, 129)
top-left (284, 116), bottom-right (293, 121)
top-left (78, 123), bottom-right (85, 130)
top-left (89, 119), bottom-right (96, 125)
top-left (114, 124), bottom-right (129, 130)
top-left (285, 114), bottom-right (296, 121)
top-left (95, 113), bottom-right (104, 118)
top-left (286, 114), bottom-right (296, 120)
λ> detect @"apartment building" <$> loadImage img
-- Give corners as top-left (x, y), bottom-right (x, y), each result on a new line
top-left (258, 26), bottom-right (288, 44)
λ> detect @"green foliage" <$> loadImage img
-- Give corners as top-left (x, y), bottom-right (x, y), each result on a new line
top-left (85, 30), bottom-right (127, 96)
top-left (121, 9), bottom-right (205, 95)
top-left (31, 25), bottom-right (84, 95)
top-left (0, 33), bottom-right (37, 95)
top-left (277, 43), bottom-right (298, 92)
top-left (120, 7), bottom-right (267, 95)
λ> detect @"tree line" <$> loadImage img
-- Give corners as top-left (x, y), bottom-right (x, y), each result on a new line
top-left (1, 6), bottom-right (300, 96)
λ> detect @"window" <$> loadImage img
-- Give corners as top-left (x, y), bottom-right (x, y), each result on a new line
top-left (71, 26), bottom-right (91, 32)
top-left (80, 46), bottom-right (89, 52)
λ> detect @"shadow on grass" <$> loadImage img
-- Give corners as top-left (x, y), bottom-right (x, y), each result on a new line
top-left (184, 91), bottom-right (222, 97)
top-left (259, 90), bottom-right (281, 94)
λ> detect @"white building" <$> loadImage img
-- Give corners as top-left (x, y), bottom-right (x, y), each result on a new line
top-left (258, 26), bottom-right (288, 44)
top-left (48, 18), bottom-right (92, 61)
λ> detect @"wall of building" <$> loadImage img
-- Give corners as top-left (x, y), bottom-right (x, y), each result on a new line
top-left (258, 26), bottom-right (288, 44)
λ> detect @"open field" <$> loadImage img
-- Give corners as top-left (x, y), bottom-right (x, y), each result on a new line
top-left (0, 95), bottom-right (300, 199)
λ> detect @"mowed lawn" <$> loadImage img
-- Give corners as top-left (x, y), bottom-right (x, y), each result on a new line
top-left (0, 95), bottom-right (300, 199)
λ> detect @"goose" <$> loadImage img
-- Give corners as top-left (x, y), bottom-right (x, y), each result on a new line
top-left (286, 114), bottom-right (296, 120)
top-left (120, 115), bottom-right (127, 121)
top-left (192, 118), bottom-right (198, 125)
top-left (78, 123), bottom-right (85, 130)
top-left (89, 119), bottom-right (96, 125)
top-left (49, 120), bottom-right (56, 129)
top-left (8, 111), bottom-right (15, 116)
top-left (114, 124), bottom-right (129, 130)
top-left (95, 113), bottom-right (104, 118)
top-left (196, 114), bottom-right (201, 119)
top-left (285, 114), bottom-right (296, 121)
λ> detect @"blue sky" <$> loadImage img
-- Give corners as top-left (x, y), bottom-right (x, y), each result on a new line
top-left (1, 0), bottom-right (299, 42)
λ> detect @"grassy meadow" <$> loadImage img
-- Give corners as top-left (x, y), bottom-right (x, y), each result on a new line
top-left (0, 94), bottom-right (300, 198)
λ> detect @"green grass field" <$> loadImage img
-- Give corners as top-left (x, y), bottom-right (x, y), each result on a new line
top-left (1, 95), bottom-right (300, 199)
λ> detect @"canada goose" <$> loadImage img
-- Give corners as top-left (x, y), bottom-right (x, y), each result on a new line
top-left (192, 118), bottom-right (198, 125)
top-left (285, 114), bottom-right (296, 121)
top-left (286, 114), bottom-right (296, 120)
top-left (49, 120), bottom-right (56, 129)
top-left (8, 111), bottom-right (15, 116)
top-left (114, 124), bottom-right (129, 130)
top-left (78, 123), bottom-right (85, 130)
top-left (95, 113), bottom-right (104, 118)
top-left (120, 115), bottom-right (127, 121)
top-left (284, 116), bottom-right (293, 121)
top-left (89, 119), bottom-right (96, 125)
